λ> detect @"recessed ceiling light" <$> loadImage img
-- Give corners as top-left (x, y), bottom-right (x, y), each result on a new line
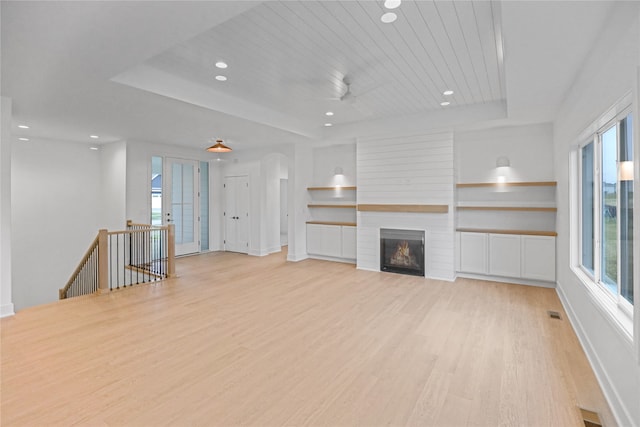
top-left (18, 125), bottom-right (29, 129)
top-left (443, 90), bottom-right (454, 96)
top-left (384, 0), bottom-right (401, 9)
top-left (18, 137), bottom-right (29, 141)
top-left (215, 61), bottom-right (228, 69)
top-left (90, 135), bottom-right (99, 139)
top-left (90, 147), bottom-right (99, 151)
top-left (381, 12), bottom-right (397, 23)
top-left (325, 111), bottom-right (334, 116)
top-left (440, 101), bottom-right (451, 106)
top-left (215, 75), bottom-right (227, 81)
top-left (324, 123), bottom-right (333, 127)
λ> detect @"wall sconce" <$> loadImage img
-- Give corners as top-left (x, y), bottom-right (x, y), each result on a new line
top-left (619, 161), bottom-right (634, 181)
top-left (496, 156), bottom-right (510, 168)
top-left (334, 166), bottom-right (344, 176)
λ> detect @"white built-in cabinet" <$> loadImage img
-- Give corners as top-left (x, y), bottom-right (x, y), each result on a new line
top-left (456, 181), bottom-right (557, 284)
top-left (306, 187), bottom-right (357, 263)
top-left (459, 232), bottom-right (488, 274)
top-left (489, 234), bottom-right (521, 277)
top-left (458, 232), bottom-right (556, 282)
top-left (306, 224), bottom-right (356, 261)
top-left (520, 235), bottom-right (556, 281)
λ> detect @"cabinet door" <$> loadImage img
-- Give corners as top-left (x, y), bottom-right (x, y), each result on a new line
top-left (459, 232), bottom-right (488, 274)
top-left (521, 236), bottom-right (556, 281)
top-left (489, 234), bottom-right (521, 278)
top-left (307, 224), bottom-right (342, 257)
top-left (341, 226), bottom-right (357, 259)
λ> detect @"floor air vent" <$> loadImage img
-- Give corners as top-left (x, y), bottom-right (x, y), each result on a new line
top-left (579, 408), bottom-right (602, 427)
top-left (547, 310), bottom-right (562, 320)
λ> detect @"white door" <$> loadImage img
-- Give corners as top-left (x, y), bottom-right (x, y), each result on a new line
top-left (165, 158), bottom-right (200, 256)
top-left (224, 176), bottom-right (249, 253)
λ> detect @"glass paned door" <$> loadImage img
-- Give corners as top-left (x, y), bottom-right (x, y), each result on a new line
top-left (165, 158), bottom-right (199, 256)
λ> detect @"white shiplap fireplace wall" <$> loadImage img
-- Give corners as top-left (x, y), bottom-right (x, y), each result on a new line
top-left (356, 133), bottom-right (455, 280)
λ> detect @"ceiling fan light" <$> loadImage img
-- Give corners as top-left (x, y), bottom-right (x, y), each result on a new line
top-left (381, 12), bottom-right (397, 23)
top-left (206, 139), bottom-right (232, 153)
top-left (384, 0), bottom-right (401, 9)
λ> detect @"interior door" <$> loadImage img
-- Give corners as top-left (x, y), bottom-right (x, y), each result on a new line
top-left (165, 158), bottom-right (200, 256)
top-left (224, 176), bottom-right (249, 253)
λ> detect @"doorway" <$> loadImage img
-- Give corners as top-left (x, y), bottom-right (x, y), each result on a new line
top-left (164, 158), bottom-right (200, 256)
top-left (224, 175), bottom-right (249, 253)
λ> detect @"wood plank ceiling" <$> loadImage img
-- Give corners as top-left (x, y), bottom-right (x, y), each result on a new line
top-left (145, 0), bottom-right (504, 126)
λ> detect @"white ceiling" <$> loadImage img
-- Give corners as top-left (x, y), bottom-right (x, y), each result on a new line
top-left (1, 1), bottom-right (616, 152)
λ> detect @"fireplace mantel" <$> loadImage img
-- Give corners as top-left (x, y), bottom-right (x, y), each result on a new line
top-left (357, 204), bottom-right (449, 213)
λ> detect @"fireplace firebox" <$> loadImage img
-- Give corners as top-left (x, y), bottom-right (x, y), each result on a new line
top-left (380, 229), bottom-right (425, 277)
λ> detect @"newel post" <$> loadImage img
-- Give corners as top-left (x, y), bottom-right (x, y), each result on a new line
top-left (167, 224), bottom-right (176, 278)
top-left (98, 229), bottom-right (109, 294)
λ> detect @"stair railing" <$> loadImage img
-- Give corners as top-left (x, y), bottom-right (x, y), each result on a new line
top-left (59, 221), bottom-right (175, 299)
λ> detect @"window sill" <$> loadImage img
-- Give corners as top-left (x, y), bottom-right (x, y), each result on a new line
top-left (572, 266), bottom-right (634, 345)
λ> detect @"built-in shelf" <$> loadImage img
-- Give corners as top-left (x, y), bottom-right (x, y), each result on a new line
top-left (307, 186), bottom-right (357, 191)
top-left (307, 186), bottom-right (357, 258)
top-left (308, 204), bottom-right (357, 209)
top-left (457, 228), bottom-right (557, 237)
top-left (456, 181), bottom-right (557, 188)
top-left (357, 204), bottom-right (449, 213)
top-left (456, 206), bottom-right (557, 212)
top-left (306, 221), bottom-right (357, 226)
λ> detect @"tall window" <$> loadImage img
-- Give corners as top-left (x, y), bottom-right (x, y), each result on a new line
top-left (579, 110), bottom-right (634, 311)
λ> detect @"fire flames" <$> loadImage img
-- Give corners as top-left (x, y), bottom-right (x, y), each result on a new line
top-left (389, 240), bottom-right (419, 268)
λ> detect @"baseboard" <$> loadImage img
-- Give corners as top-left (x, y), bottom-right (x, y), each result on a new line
top-left (249, 249), bottom-right (268, 257)
top-left (456, 272), bottom-right (556, 288)
top-left (287, 253), bottom-right (308, 262)
top-left (266, 246), bottom-right (281, 254)
top-left (556, 282), bottom-right (635, 427)
top-left (426, 273), bottom-right (456, 282)
top-left (1, 303), bottom-right (15, 318)
top-left (356, 265), bottom-right (379, 273)
top-left (307, 254), bottom-right (356, 265)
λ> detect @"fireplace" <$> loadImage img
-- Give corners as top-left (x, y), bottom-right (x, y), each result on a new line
top-left (380, 228), bottom-right (425, 276)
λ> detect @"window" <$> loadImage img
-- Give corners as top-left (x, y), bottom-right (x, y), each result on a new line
top-left (579, 109), bottom-right (634, 313)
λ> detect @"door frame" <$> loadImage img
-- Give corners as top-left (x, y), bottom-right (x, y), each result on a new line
top-left (164, 157), bottom-right (200, 256)
top-left (224, 175), bottom-right (250, 254)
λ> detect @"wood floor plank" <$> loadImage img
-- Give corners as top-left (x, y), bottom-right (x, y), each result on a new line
top-left (1, 250), bottom-right (614, 426)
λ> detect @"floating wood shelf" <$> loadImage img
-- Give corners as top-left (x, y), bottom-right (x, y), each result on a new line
top-left (456, 181), bottom-right (557, 188)
top-left (307, 204), bottom-right (356, 209)
top-left (456, 206), bottom-right (557, 212)
top-left (457, 228), bottom-right (557, 237)
top-left (306, 221), bottom-right (357, 227)
top-left (307, 186), bottom-right (357, 191)
top-left (357, 204), bottom-right (448, 213)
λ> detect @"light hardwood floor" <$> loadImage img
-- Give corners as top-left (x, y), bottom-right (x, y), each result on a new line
top-left (1, 250), bottom-right (614, 426)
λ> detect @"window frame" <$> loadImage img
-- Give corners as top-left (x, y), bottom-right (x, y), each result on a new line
top-left (575, 99), bottom-right (634, 340)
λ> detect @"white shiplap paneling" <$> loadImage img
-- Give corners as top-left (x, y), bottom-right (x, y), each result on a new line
top-left (356, 133), bottom-right (455, 280)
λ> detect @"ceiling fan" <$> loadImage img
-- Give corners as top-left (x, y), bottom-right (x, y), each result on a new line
top-left (326, 77), bottom-right (364, 101)
top-left (324, 76), bottom-right (381, 117)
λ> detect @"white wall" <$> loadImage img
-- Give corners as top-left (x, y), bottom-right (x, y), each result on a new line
top-left (12, 139), bottom-right (102, 310)
top-left (210, 161), bottom-right (225, 251)
top-left (100, 141), bottom-right (127, 230)
top-left (455, 123), bottom-right (554, 183)
top-left (553, 3), bottom-right (640, 426)
top-left (261, 153), bottom-right (286, 255)
top-left (0, 97), bottom-right (14, 317)
top-left (357, 133), bottom-right (455, 280)
top-left (288, 144), bottom-right (313, 262)
top-left (312, 143), bottom-right (356, 187)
